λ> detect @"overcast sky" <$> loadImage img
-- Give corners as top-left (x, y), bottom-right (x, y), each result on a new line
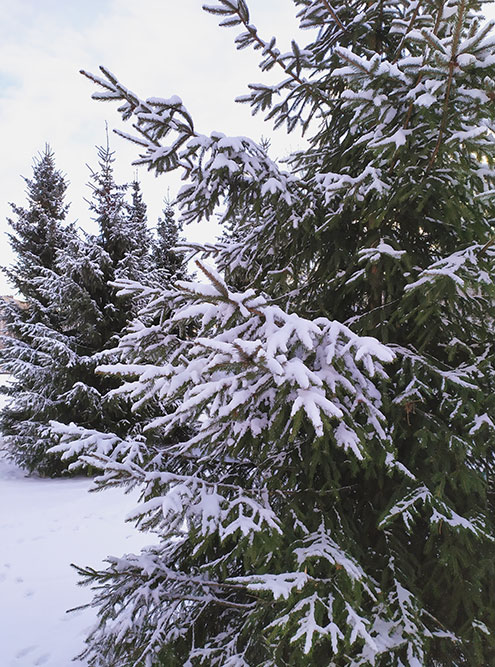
top-left (0, 0), bottom-right (304, 294)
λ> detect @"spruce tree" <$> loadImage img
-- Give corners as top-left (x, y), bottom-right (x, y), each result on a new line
top-left (0, 147), bottom-right (81, 475)
top-left (4, 145), bottom-right (69, 307)
top-left (54, 1), bottom-right (495, 664)
top-left (1, 145), bottom-right (159, 475)
top-left (151, 197), bottom-right (187, 283)
top-left (121, 179), bottom-right (153, 282)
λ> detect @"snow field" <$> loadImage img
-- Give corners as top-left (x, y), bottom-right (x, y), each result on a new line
top-left (0, 452), bottom-right (148, 666)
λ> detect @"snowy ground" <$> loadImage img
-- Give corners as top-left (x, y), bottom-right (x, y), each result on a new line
top-left (0, 450), bottom-right (147, 666)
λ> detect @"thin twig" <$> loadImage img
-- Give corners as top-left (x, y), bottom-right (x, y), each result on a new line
top-left (427, 0), bottom-right (466, 170)
top-left (321, 0), bottom-right (347, 33)
top-left (392, 1), bottom-right (423, 64)
top-left (478, 235), bottom-right (495, 257)
top-left (238, 21), bottom-right (306, 87)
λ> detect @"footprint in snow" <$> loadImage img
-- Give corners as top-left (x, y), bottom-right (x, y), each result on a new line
top-left (15, 645), bottom-right (36, 658)
top-left (33, 654), bottom-right (50, 665)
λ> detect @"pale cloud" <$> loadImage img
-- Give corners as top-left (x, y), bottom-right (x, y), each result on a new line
top-left (0, 0), bottom-right (302, 294)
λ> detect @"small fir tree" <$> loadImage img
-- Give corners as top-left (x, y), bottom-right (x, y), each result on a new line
top-left (151, 197), bottom-right (187, 283)
top-left (120, 178), bottom-right (153, 282)
top-left (54, 1), bottom-right (495, 664)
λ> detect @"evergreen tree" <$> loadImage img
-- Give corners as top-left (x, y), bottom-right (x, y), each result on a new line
top-left (88, 148), bottom-right (153, 287)
top-left (0, 147), bottom-right (80, 475)
top-left (4, 146), bottom-right (69, 314)
top-left (121, 178), bottom-right (152, 281)
top-left (151, 197), bottom-right (187, 283)
top-left (45, 146), bottom-right (161, 468)
top-left (1, 144), bottom-right (161, 475)
top-left (54, 1), bottom-right (495, 664)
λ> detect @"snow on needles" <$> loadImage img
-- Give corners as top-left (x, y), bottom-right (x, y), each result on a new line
top-left (52, 259), bottom-right (395, 574)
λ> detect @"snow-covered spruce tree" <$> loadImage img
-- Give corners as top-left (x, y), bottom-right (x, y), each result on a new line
top-left (1, 144), bottom-right (160, 476)
top-left (151, 197), bottom-right (188, 284)
top-left (3, 145), bottom-right (69, 307)
top-left (53, 1), bottom-right (495, 663)
top-left (40, 143), bottom-right (144, 349)
top-left (121, 178), bottom-right (153, 281)
top-left (47, 154), bottom-right (190, 468)
top-left (0, 147), bottom-right (82, 475)
top-left (35, 146), bottom-right (168, 472)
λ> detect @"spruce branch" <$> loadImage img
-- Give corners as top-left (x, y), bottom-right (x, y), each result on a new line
top-left (320, 0), bottom-right (347, 33)
top-left (195, 260), bottom-right (229, 299)
top-left (427, 0), bottom-right (467, 170)
top-left (477, 235), bottom-right (495, 257)
top-left (392, 1), bottom-right (423, 64)
top-left (210, 1), bottom-right (307, 87)
top-left (334, 48), bottom-right (370, 75)
top-left (402, 1), bottom-right (445, 132)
